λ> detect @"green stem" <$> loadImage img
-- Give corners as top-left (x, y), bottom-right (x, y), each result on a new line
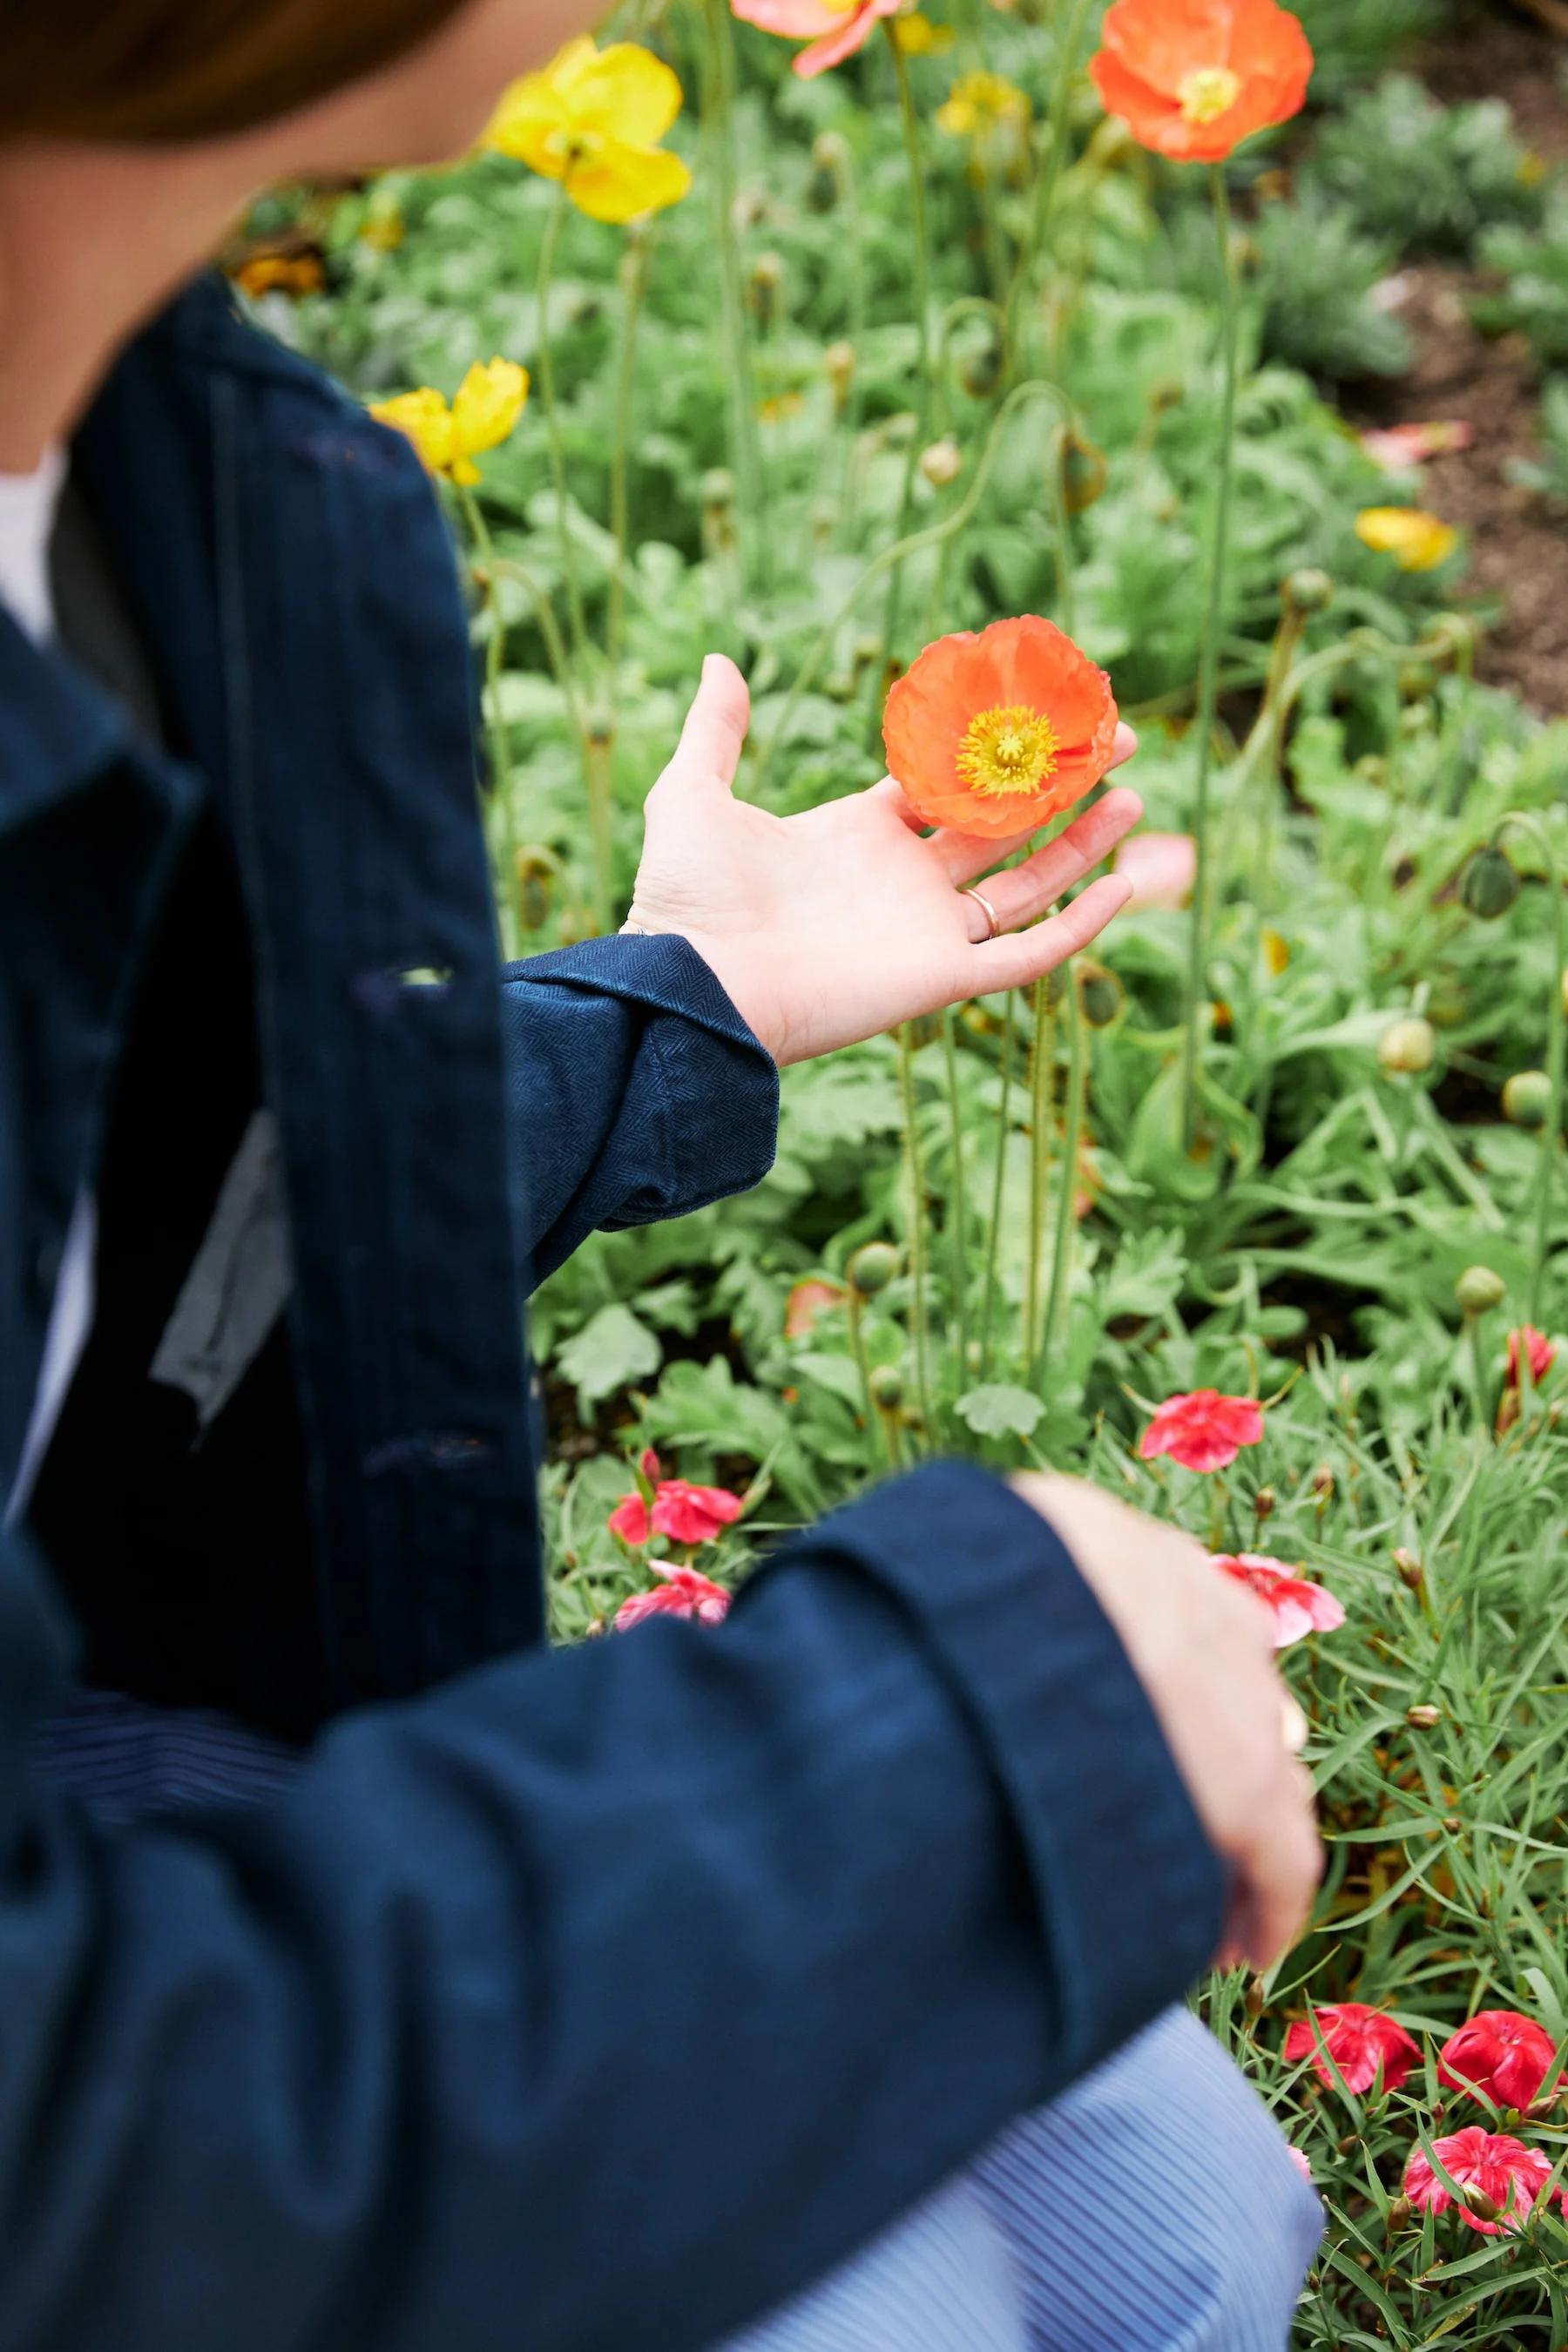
top-left (1024, 977), bottom-right (1054, 1381)
top-left (941, 1010), bottom-right (970, 1375)
top-left (456, 490), bottom-right (525, 951)
top-left (700, 0), bottom-right (765, 590)
top-left (1043, 964), bottom-right (1086, 1364)
top-left (1497, 811), bottom-right (1565, 1323)
top-left (838, 147), bottom-right (868, 542)
top-left (1179, 166), bottom-right (1241, 1154)
top-left (1002, 0), bottom-right (1096, 376)
top-left (1250, 600), bottom-right (1307, 911)
top-left (979, 997), bottom-right (1016, 1381)
top-left (1046, 422), bottom-right (1077, 638)
top-left (758, 380), bottom-right (1070, 790)
top-left (898, 1022), bottom-right (934, 1442)
top-left (608, 226), bottom-right (651, 677)
top-left (583, 724), bottom-right (615, 936)
top-left (848, 1288), bottom-right (894, 1469)
top-left (875, 24), bottom-right (938, 699)
top-left (534, 183), bottom-right (591, 675)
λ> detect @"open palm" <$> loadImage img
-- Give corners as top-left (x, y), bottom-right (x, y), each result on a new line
top-left (626, 655), bottom-right (1144, 1065)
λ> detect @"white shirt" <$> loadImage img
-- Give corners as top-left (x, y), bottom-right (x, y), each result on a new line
top-left (2, 448), bottom-right (98, 1524)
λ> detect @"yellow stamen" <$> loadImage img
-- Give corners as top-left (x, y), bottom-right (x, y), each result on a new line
top-left (1178, 64), bottom-right (1241, 125)
top-left (955, 703), bottom-right (1058, 798)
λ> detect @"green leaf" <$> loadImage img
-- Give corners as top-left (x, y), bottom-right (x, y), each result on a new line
top-left (956, 1383), bottom-right (1045, 1441)
top-left (554, 1303), bottom-right (661, 1410)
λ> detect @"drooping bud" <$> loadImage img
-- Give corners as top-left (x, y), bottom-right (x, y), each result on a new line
top-left (1456, 1264), bottom-right (1505, 1318)
top-left (1060, 427), bottom-right (1108, 514)
top-left (1378, 1015), bottom-right (1436, 1075)
top-left (1460, 843), bottom-right (1521, 921)
top-left (1504, 1069), bottom-right (1551, 1128)
top-left (959, 330), bottom-right (1004, 400)
top-left (918, 437), bottom-right (963, 490)
top-left (1282, 566), bottom-right (1333, 614)
top-left (1078, 963), bottom-right (1124, 1029)
top-left (848, 1241), bottom-right (898, 1296)
top-left (869, 1363), bottom-right (904, 1409)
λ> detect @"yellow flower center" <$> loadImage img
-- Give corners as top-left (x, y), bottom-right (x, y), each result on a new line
top-left (1178, 64), bottom-right (1242, 124)
top-left (955, 704), bottom-right (1058, 797)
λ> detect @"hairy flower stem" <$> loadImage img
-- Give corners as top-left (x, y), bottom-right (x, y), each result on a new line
top-left (848, 1288), bottom-right (895, 1468)
top-left (607, 226), bottom-right (652, 679)
top-left (700, 0), bottom-right (765, 590)
top-left (1024, 977), bottom-right (1055, 1379)
top-left (875, 26), bottom-right (937, 705)
top-left (1179, 166), bottom-right (1241, 1154)
top-left (941, 1010), bottom-right (970, 1375)
top-left (1002, 0), bottom-right (1095, 376)
top-left (456, 490), bottom-right (525, 950)
top-left (534, 184), bottom-right (592, 675)
top-left (1249, 601), bottom-right (1307, 909)
top-left (1497, 810), bottom-right (1565, 1322)
top-left (1043, 964), bottom-right (1086, 1368)
top-left (898, 1022), bottom-right (935, 1443)
top-left (978, 997), bottom-right (1015, 1382)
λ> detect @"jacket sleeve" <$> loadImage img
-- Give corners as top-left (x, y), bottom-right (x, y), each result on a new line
top-left (499, 933), bottom-right (780, 1285)
top-left (0, 1460), bottom-right (1224, 2352)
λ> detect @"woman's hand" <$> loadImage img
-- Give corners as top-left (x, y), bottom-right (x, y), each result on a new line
top-left (625, 655), bottom-right (1144, 1065)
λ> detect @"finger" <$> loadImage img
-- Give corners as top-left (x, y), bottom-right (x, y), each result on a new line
top-left (957, 788), bottom-right (1143, 933)
top-left (1232, 1761), bottom-right (1322, 1972)
top-left (928, 733), bottom-right (1140, 881)
top-left (661, 653), bottom-right (751, 796)
top-left (864, 775), bottom-right (929, 834)
top-left (970, 873), bottom-right (1132, 990)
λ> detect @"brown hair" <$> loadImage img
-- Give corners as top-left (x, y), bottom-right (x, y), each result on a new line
top-left (0, 0), bottom-right (475, 144)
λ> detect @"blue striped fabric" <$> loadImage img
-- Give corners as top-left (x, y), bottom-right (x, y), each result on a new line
top-left (32, 1696), bottom-right (1321, 2349)
top-left (727, 2009), bottom-right (1322, 2352)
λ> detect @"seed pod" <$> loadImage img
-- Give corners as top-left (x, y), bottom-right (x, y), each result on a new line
top-left (1282, 566), bottom-right (1332, 614)
top-left (918, 437), bottom-right (963, 490)
top-left (1078, 963), bottom-right (1123, 1028)
top-left (1456, 1264), bottom-right (1505, 1318)
top-left (1378, 1015), bottom-right (1436, 1075)
top-left (1406, 1703), bottom-right (1441, 1729)
top-left (807, 131), bottom-right (848, 213)
top-left (1059, 427), bottom-right (1108, 514)
top-left (1504, 1069), bottom-right (1551, 1127)
top-left (848, 1241), bottom-right (898, 1295)
top-left (1460, 843), bottom-right (1521, 921)
top-left (869, 1363), bottom-right (904, 1409)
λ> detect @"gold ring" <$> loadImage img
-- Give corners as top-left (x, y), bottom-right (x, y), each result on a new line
top-left (962, 885), bottom-right (1003, 942)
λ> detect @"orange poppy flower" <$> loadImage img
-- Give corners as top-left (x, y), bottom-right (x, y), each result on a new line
top-left (1090, 0), bottom-right (1313, 166)
top-left (882, 615), bottom-right (1119, 841)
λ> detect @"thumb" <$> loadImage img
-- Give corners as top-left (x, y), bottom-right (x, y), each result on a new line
top-left (664, 653), bottom-right (751, 794)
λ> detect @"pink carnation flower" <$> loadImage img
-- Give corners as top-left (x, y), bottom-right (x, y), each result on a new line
top-left (1139, 1389), bottom-right (1264, 1473)
top-left (1438, 2011), bottom-right (1558, 2115)
top-left (1213, 1552), bottom-right (1346, 1648)
top-left (1404, 2126), bottom-right (1553, 2237)
top-left (615, 1565), bottom-right (733, 1632)
top-left (1284, 2002), bottom-right (1420, 2094)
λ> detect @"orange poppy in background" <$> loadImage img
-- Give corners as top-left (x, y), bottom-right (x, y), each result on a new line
top-left (882, 615), bottom-right (1119, 841)
top-left (1090, 0), bottom-right (1313, 165)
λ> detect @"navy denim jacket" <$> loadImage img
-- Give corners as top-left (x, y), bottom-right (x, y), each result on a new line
top-left (0, 280), bottom-right (1222, 2350)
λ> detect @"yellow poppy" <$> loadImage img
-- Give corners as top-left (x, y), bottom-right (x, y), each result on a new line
top-left (233, 252), bottom-right (325, 299)
top-left (370, 358), bottom-right (529, 488)
top-left (484, 38), bottom-right (693, 225)
top-left (936, 69), bottom-right (1031, 139)
top-left (1355, 506), bottom-right (1458, 573)
top-left (891, 13), bottom-right (956, 54)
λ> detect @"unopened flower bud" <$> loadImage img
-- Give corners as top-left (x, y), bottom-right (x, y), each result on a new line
top-left (1245, 1975), bottom-right (1266, 2017)
top-left (1078, 963), bottom-right (1124, 1029)
top-left (1378, 1015), bottom-right (1436, 1075)
top-left (853, 630), bottom-right (883, 673)
top-left (823, 340), bottom-right (856, 414)
top-left (516, 848), bottom-right (557, 931)
top-left (1406, 1703), bottom-right (1441, 1728)
top-left (1456, 1264), bottom-right (1505, 1318)
top-left (1253, 1485), bottom-right (1276, 1522)
top-left (1393, 1545), bottom-right (1424, 1591)
top-left (747, 252), bottom-right (784, 326)
top-left (1462, 2181), bottom-right (1503, 2223)
top-left (959, 334), bottom-right (1004, 399)
top-left (1060, 427), bottom-right (1108, 514)
top-left (1283, 566), bottom-right (1333, 614)
top-left (1504, 1069), bottom-right (1551, 1128)
top-left (869, 1363), bottom-right (904, 1409)
top-left (585, 705), bottom-right (614, 751)
top-left (918, 437), bottom-right (963, 490)
top-left (848, 1241), bottom-right (898, 1295)
top-left (1312, 1464), bottom-right (1335, 1511)
top-left (1460, 843), bottom-right (1521, 921)
top-left (1386, 2196), bottom-right (1415, 2233)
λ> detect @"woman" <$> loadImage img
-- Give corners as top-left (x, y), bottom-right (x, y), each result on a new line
top-left (0, 3), bottom-right (1321, 2345)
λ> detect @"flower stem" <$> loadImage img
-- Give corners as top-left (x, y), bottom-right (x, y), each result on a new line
top-left (898, 1021), bottom-right (935, 1443)
top-left (1003, 0), bottom-right (1096, 376)
top-left (875, 24), bottom-right (937, 695)
top-left (1179, 166), bottom-right (1241, 1154)
top-left (534, 182), bottom-right (591, 676)
top-left (1043, 963), bottom-right (1086, 1364)
top-left (941, 1009), bottom-right (970, 1376)
top-left (1024, 977), bottom-right (1055, 1380)
top-left (979, 997), bottom-right (1016, 1382)
top-left (608, 225), bottom-right (652, 678)
top-left (1497, 810), bottom-right (1565, 1323)
top-left (848, 1288), bottom-right (894, 1469)
top-left (700, 0), bottom-right (765, 591)
top-left (456, 488), bottom-right (525, 951)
